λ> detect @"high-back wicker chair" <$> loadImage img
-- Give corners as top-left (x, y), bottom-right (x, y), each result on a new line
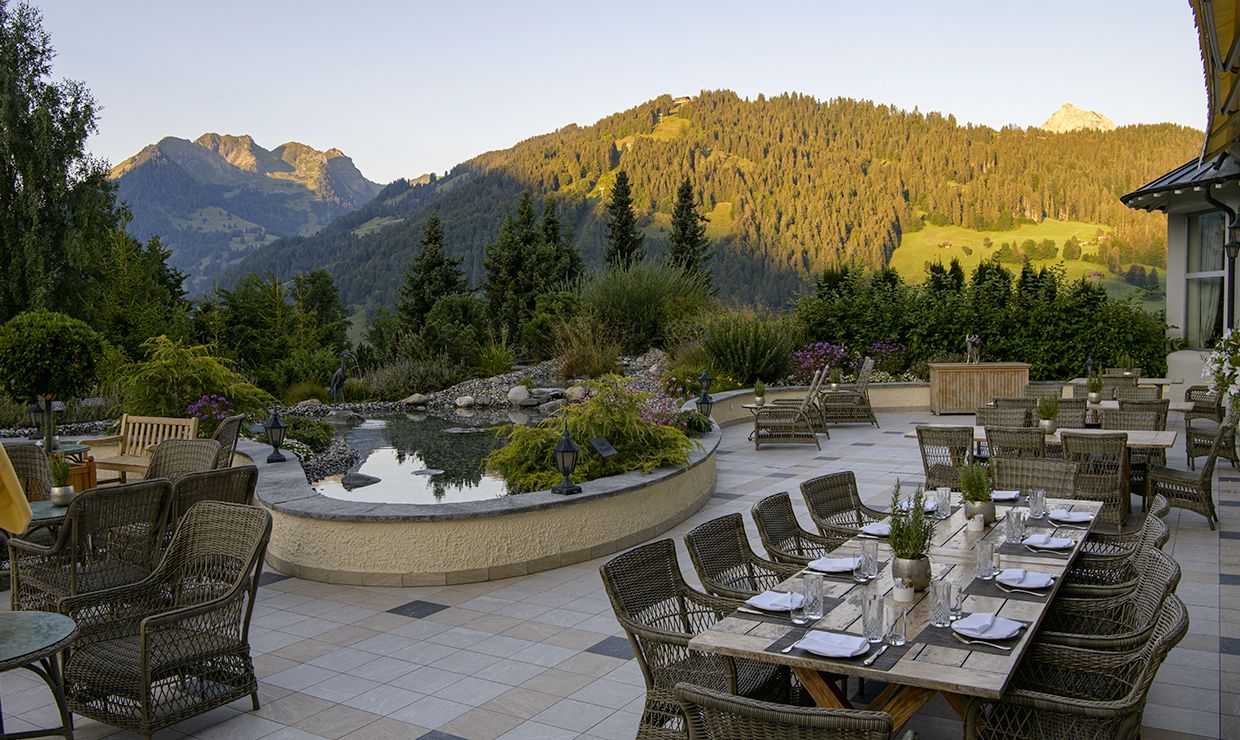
top-left (991, 457), bottom-right (1078, 500)
top-left (1149, 420), bottom-right (1234, 529)
top-left (993, 397), bottom-right (1037, 412)
top-left (1054, 397), bottom-right (1088, 430)
top-left (1103, 367), bottom-right (1143, 377)
top-left (1186, 417), bottom-right (1240, 471)
top-left (599, 540), bottom-right (794, 739)
top-left (964, 594), bottom-right (1187, 740)
top-left (799, 471), bottom-right (885, 539)
top-left (975, 407), bottom-right (1030, 428)
top-left (167, 465), bottom-right (258, 539)
top-left (1066, 512), bottom-right (1169, 601)
top-left (750, 492), bottom-right (849, 565)
top-left (684, 514), bottom-right (801, 601)
top-left (675, 683), bottom-right (895, 740)
top-left (1101, 410), bottom-right (1162, 504)
top-left (754, 370), bottom-right (822, 450)
top-left (1022, 384), bottom-right (1064, 400)
top-left (9, 478), bottom-right (172, 612)
top-left (5, 442), bottom-right (52, 500)
top-left (211, 414), bottom-right (245, 468)
top-left (1184, 384), bottom-right (1223, 427)
top-left (916, 426), bottom-right (974, 490)
top-left (1099, 409), bottom-right (1159, 432)
top-left (984, 426), bottom-right (1044, 459)
top-left (1060, 432), bottom-right (1129, 525)
top-left (60, 501), bottom-right (272, 738)
top-left (818, 356), bottom-right (880, 428)
top-left (144, 439), bottom-right (221, 484)
top-left (1100, 375), bottom-right (1138, 400)
top-left (1114, 384), bottom-right (1161, 402)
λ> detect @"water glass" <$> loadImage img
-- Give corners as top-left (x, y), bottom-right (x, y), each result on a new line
top-left (976, 540), bottom-right (997, 580)
top-left (950, 580), bottom-right (965, 621)
top-left (862, 540), bottom-right (879, 579)
top-left (1028, 489), bottom-right (1047, 520)
top-left (1004, 510), bottom-right (1026, 544)
top-left (885, 603), bottom-right (907, 646)
top-left (803, 573), bottom-right (825, 620)
top-left (862, 588), bottom-right (885, 643)
top-left (935, 487), bottom-right (952, 518)
top-left (930, 579), bottom-right (952, 627)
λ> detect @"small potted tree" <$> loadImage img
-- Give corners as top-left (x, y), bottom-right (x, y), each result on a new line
top-left (1036, 397), bottom-right (1058, 434)
top-left (889, 481), bottom-right (934, 597)
top-left (959, 462), bottom-right (995, 530)
top-left (48, 452), bottom-right (75, 506)
top-left (1118, 353), bottom-right (1136, 377)
top-left (753, 380), bottom-right (766, 407)
top-left (829, 367), bottom-right (842, 391)
top-left (1087, 374), bottom-right (1103, 404)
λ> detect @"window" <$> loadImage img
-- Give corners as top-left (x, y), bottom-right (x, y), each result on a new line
top-left (1186, 211), bottom-right (1227, 348)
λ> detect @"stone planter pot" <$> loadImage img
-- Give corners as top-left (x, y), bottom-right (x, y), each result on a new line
top-left (1087, 391), bottom-right (1101, 404)
top-left (753, 396), bottom-right (765, 407)
top-left (1038, 418), bottom-right (1056, 434)
top-left (49, 485), bottom-right (75, 506)
top-left (891, 555), bottom-right (931, 592)
top-left (963, 500), bottom-right (996, 525)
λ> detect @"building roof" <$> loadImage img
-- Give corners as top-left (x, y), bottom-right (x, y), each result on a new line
top-left (1192, 0), bottom-right (1240, 162)
top-left (1121, 152), bottom-right (1240, 211)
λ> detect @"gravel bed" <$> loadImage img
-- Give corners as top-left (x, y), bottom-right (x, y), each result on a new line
top-left (297, 437), bottom-right (360, 483)
top-left (0, 420), bottom-right (111, 440)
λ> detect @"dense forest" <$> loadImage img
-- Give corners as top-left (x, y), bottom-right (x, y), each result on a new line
top-left (231, 90), bottom-right (1199, 312)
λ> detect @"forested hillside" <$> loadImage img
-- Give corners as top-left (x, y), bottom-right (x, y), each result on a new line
top-left (232, 91), bottom-right (1200, 312)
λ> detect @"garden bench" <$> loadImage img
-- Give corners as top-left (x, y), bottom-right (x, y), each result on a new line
top-left (85, 414), bottom-right (198, 482)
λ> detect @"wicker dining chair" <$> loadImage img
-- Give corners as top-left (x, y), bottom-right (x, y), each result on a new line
top-left (1063, 512), bottom-right (1169, 600)
top-left (1113, 384), bottom-right (1159, 401)
top-left (1037, 546), bottom-right (1180, 652)
top-left (675, 683), bottom-right (896, 740)
top-left (983, 426), bottom-right (1044, 460)
top-left (750, 492), bottom-right (849, 565)
top-left (965, 594), bottom-right (1187, 740)
top-left (993, 397), bottom-right (1037, 413)
top-left (1022, 384), bottom-right (1065, 400)
top-left (1060, 432), bottom-right (1129, 525)
top-left (1103, 367), bottom-right (1143, 377)
top-left (5, 442), bottom-right (53, 500)
top-left (974, 408), bottom-right (1030, 460)
top-left (1100, 375), bottom-right (1138, 400)
top-left (1184, 384), bottom-right (1223, 427)
top-left (916, 426), bottom-right (974, 490)
top-left (754, 371), bottom-right (822, 450)
top-left (144, 439), bottom-right (222, 484)
top-left (991, 457), bottom-right (1078, 500)
top-left (9, 478), bottom-right (172, 612)
top-left (684, 514), bottom-right (802, 601)
top-left (818, 356), bottom-right (880, 428)
top-left (1100, 410), bottom-right (1160, 507)
top-left (1149, 420), bottom-right (1235, 529)
top-left (211, 414), bottom-right (245, 468)
top-left (1186, 417), bottom-right (1240, 470)
top-left (599, 539), bottom-right (795, 739)
top-left (799, 471), bottom-right (885, 539)
top-left (166, 465), bottom-right (259, 544)
top-left (60, 501), bottom-right (271, 739)
top-left (1053, 397), bottom-right (1088, 430)
top-left (1117, 399), bottom-right (1169, 430)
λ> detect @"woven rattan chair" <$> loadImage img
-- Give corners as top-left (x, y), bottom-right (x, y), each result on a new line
top-left (684, 514), bottom-right (802, 601)
top-left (993, 397), bottom-right (1037, 413)
top-left (1114, 384), bottom-right (1159, 401)
top-left (751, 492), bottom-right (849, 565)
top-left (60, 501), bottom-right (271, 738)
top-left (1103, 367), bottom-right (1143, 377)
top-left (675, 682), bottom-right (895, 740)
top-left (1117, 399), bottom-right (1169, 430)
top-left (1186, 417), bottom-right (1240, 470)
top-left (916, 426), bottom-right (973, 490)
top-left (5, 442), bottom-right (52, 500)
top-left (9, 479), bottom-right (172, 612)
top-left (965, 594), bottom-right (1187, 740)
top-left (1054, 397), bottom-right (1087, 429)
top-left (600, 539), bottom-right (794, 739)
top-left (144, 439), bottom-right (221, 483)
top-left (1100, 375), bottom-right (1137, 400)
top-left (754, 373), bottom-right (821, 450)
top-left (799, 471), bottom-right (885, 539)
top-left (984, 426), bottom-right (1044, 460)
top-left (1184, 384), bottom-right (1223, 426)
top-left (167, 465), bottom-right (258, 539)
top-left (1149, 420), bottom-right (1234, 529)
top-left (1061, 432), bottom-right (1129, 525)
top-left (1038, 547), bottom-right (1180, 652)
top-left (991, 457), bottom-right (1077, 500)
top-left (818, 357), bottom-right (879, 428)
top-left (211, 414), bottom-right (245, 468)
top-left (1100, 410), bottom-right (1159, 507)
top-left (975, 407), bottom-right (1031, 428)
top-left (1022, 384), bottom-right (1064, 400)
top-left (1065, 512), bottom-right (1169, 600)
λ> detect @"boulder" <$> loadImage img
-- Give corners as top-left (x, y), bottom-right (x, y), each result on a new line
top-left (648, 363), bottom-right (662, 376)
top-left (564, 385), bottom-right (587, 402)
top-left (531, 387), bottom-right (565, 400)
top-left (341, 472), bottom-right (380, 490)
top-left (518, 397), bottom-right (542, 407)
top-left (328, 409), bottom-right (366, 426)
top-left (507, 385), bottom-right (531, 405)
top-left (455, 395), bottom-right (475, 408)
top-left (538, 399), bottom-right (567, 415)
top-left (402, 393), bottom-right (428, 406)
top-left (296, 398), bottom-right (323, 407)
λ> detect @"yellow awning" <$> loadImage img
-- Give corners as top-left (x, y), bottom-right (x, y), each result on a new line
top-left (1193, 0), bottom-right (1240, 161)
top-left (0, 444), bottom-right (32, 534)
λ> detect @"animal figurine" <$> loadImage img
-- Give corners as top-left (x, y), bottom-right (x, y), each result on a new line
top-left (965, 335), bottom-right (982, 364)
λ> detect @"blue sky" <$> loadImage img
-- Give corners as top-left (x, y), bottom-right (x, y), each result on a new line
top-left (38, 0), bottom-right (1206, 184)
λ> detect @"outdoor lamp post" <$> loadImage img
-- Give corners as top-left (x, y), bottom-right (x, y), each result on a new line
top-left (696, 370), bottom-right (715, 418)
top-left (551, 418), bottom-right (582, 495)
top-left (27, 402), bottom-right (42, 440)
top-left (1227, 231), bottom-right (1240, 331)
top-left (1084, 356), bottom-right (1096, 379)
top-left (264, 411), bottom-right (288, 464)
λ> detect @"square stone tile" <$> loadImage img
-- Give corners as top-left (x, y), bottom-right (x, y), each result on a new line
top-left (389, 600), bottom-right (451, 619)
top-left (584, 636), bottom-right (635, 660)
top-left (390, 695), bottom-right (473, 729)
top-left (438, 707), bottom-right (524, 739)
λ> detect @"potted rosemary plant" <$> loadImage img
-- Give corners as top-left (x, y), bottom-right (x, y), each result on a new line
top-left (1087, 374), bottom-right (1103, 404)
top-left (889, 481), bottom-right (935, 594)
top-left (829, 367), bottom-right (842, 390)
top-left (1036, 396), bottom-right (1058, 434)
top-left (48, 452), bottom-right (74, 506)
top-left (959, 462), bottom-right (995, 529)
top-left (753, 380), bottom-right (765, 406)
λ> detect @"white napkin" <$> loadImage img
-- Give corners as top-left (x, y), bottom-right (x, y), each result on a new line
top-left (808, 556), bottom-right (860, 573)
top-left (897, 499), bottom-right (937, 512)
top-left (952, 612), bottom-right (1024, 640)
top-left (794, 631), bottom-right (869, 658)
top-left (1048, 509), bottom-right (1093, 523)
top-left (860, 521), bottom-right (891, 537)
top-left (1022, 533), bottom-right (1074, 550)
top-left (990, 490), bottom-right (1020, 501)
top-left (996, 568), bottom-right (1055, 589)
top-left (745, 590), bottom-right (804, 612)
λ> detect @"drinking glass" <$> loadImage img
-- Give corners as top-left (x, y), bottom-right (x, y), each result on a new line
top-left (861, 540), bottom-right (879, 580)
top-left (1029, 489), bottom-right (1047, 520)
top-left (885, 603), bottom-right (907, 646)
top-left (930, 579), bottom-right (952, 627)
top-left (976, 540), bottom-right (996, 580)
top-left (803, 573), bottom-right (825, 620)
top-left (935, 487), bottom-right (952, 519)
top-left (852, 550), bottom-right (869, 583)
top-left (862, 588), bottom-right (885, 643)
top-left (1005, 510), bottom-right (1026, 544)
top-left (949, 580), bottom-right (965, 621)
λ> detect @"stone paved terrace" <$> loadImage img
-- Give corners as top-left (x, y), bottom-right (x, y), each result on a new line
top-left (0, 410), bottom-right (1231, 739)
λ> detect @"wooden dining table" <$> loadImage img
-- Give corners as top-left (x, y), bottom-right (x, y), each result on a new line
top-left (905, 425), bottom-right (1177, 449)
top-left (687, 495), bottom-right (1103, 732)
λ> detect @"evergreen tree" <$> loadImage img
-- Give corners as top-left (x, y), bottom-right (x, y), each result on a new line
top-left (292, 269), bottom-right (350, 352)
top-left (542, 199), bottom-right (583, 284)
top-left (485, 192), bottom-right (547, 338)
top-left (605, 171), bottom-right (645, 269)
top-left (398, 214), bottom-right (465, 330)
top-left (667, 178), bottom-right (712, 282)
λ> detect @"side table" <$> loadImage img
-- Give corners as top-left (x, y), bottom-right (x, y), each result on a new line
top-left (0, 611), bottom-right (76, 739)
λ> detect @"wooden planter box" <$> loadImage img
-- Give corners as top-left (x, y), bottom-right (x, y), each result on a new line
top-left (929, 362), bottom-right (1031, 414)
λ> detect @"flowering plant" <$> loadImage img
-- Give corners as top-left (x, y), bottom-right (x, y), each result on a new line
top-left (1204, 329), bottom-right (1240, 417)
top-left (791, 342), bottom-right (849, 383)
top-left (868, 339), bottom-right (907, 374)
top-left (640, 393), bottom-right (687, 429)
top-left (187, 393), bottom-right (234, 436)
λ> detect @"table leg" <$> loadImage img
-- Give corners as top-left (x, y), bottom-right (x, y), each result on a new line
top-left (943, 690), bottom-right (971, 718)
top-left (867, 684), bottom-right (936, 728)
top-left (4, 653), bottom-right (74, 740)
top-left (792, 667), bottom-right (852, 709)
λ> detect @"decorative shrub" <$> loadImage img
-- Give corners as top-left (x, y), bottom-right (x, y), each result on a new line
top-left (521, 291), bottom-right (578, 361)
top-left (48, 453), bottom-right (70, 487)
top-left (187, 394), bottom-right (235, 437)
top-left (487, 376), bottom-right (697, 492)
top-left (359, 355), bottom-right (464, 400)
top-left (661, 365), bottom-right (743, 400)
top-left (868, 339), bottom-right (907, 374)
top-left (283, 381), bottom-right (329, 406)
top-left (118, 336), bottom-right (273, 418)
top-left (888, 482), bottom-right (934, 560)
top-left (791, 342), bottom-right (850, 383)
top-left (421, 294), bottom-right (490, 366)
top-left (576, 264), bottom-right (714, 354)
top-left (284, 416), bottom-right (334, 453)
top-left (476, 338), bottom-right (516, 377)
top-left (341, 378), bottom-right (369, 401)
top-left (0, 310), bottom-right (105, 404)
top-left (677, 410), bottom-right (714, 436)
top-left (554, 317), bottom-right (621, 380)
top-left (700, 311), bottom-right (793, 385)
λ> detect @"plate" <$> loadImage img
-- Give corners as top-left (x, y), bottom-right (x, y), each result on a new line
top-left (996, 568), bottom-right (1055, 589)
top-left (745, 590), bottom-right (803, 612)
top-left (990, 490), bottom-right (1020, 501)
top-left (808, 556), bottom-right (859, 573)
top-left (952, 613), bottom-right (1024, 640)
top-left (860, 522), bottom-right (891, 537)
top-left (794, 631), bottom-right (870, 658)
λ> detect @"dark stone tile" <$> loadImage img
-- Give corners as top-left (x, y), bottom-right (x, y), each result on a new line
top-left (1222, 637), bottom-right (1240, 655)
top-left (1220, 499), bottom-right (1240, 507)
top-left (585, 636), bottom-right (635, 660)
top-left (258, 572), bottom-right (289, 586)
top-left (1221, 574), bottom-right (1240, 586)
top-left (388, 600), bottom-right (450, 619)
top-left (814, 456), bottom-right (840, 461)
top-left (882, 430), bottom-right (904, 435)
top-left (418, 732), bottom-right (467, 740)
top-left (768, 473), bottom-right (796, 479)
top-left (851, 442), bottom-right (875, 447)
top-left (1221, 531), bottom-right (1240, 540)
top-left (713, 492), bottom-right (742, 501)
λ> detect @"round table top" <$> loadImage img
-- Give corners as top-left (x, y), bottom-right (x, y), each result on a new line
top-left (0, 611), bottom-right (76, 670)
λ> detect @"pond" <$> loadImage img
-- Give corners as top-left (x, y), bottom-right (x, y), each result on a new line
top-left (313, 414), bottom-right (510, 504)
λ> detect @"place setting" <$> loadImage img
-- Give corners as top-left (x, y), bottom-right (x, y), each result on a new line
top-left (992, 509), bottom-right (1077, 558)
top-left (805, 540), bottom-right (886, 583)
top-left (910, 611), bottom-right (1029, 655)
top-left (763, 589), bottom-right (914, 671)
top-left (965, 566), bottom-right (1056, 602)
top-left (736, 573), bottom-right (843, 626)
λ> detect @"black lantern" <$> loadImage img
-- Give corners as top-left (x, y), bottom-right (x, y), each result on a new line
top-left (1228, 235), bottom-right (1240, 331)
top-left (696, 370), bottom-right (715, 418)
top-left (698, 369), bottom-right (712, 395)
top-left (551, 418), bottom-right (581, 495)
top-left (27, 402), bottom-right (42, 440)
top-left (1084, 356), bottom-right (1096, 379)
top-left (264, 411), bottom-right (288, 464)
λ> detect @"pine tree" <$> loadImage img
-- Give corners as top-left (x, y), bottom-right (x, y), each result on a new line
top-left (605, 171), bottom-right (645, 269)
top-left (485, 192), bottom-right (547, 338)
top-left (667, 178), bottom-right (712, 282)
top-left (542, 199), bottom-right (583, 284)
top-left (398, 213), bottom-right (465, 330)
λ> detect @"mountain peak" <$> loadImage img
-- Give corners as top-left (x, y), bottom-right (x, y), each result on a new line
top-left (1040, 103), bottom-right (1116, 133)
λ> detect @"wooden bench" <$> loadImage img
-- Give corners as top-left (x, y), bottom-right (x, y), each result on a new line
top-left (86, 415), bottom-right (198, 482)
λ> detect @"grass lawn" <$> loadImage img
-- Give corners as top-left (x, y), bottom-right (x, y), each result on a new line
top-left (351, 215), bottom-right (403, 237)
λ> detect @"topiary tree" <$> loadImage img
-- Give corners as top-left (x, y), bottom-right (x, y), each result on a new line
top-left (0, 310), bottom-right (105, 448)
